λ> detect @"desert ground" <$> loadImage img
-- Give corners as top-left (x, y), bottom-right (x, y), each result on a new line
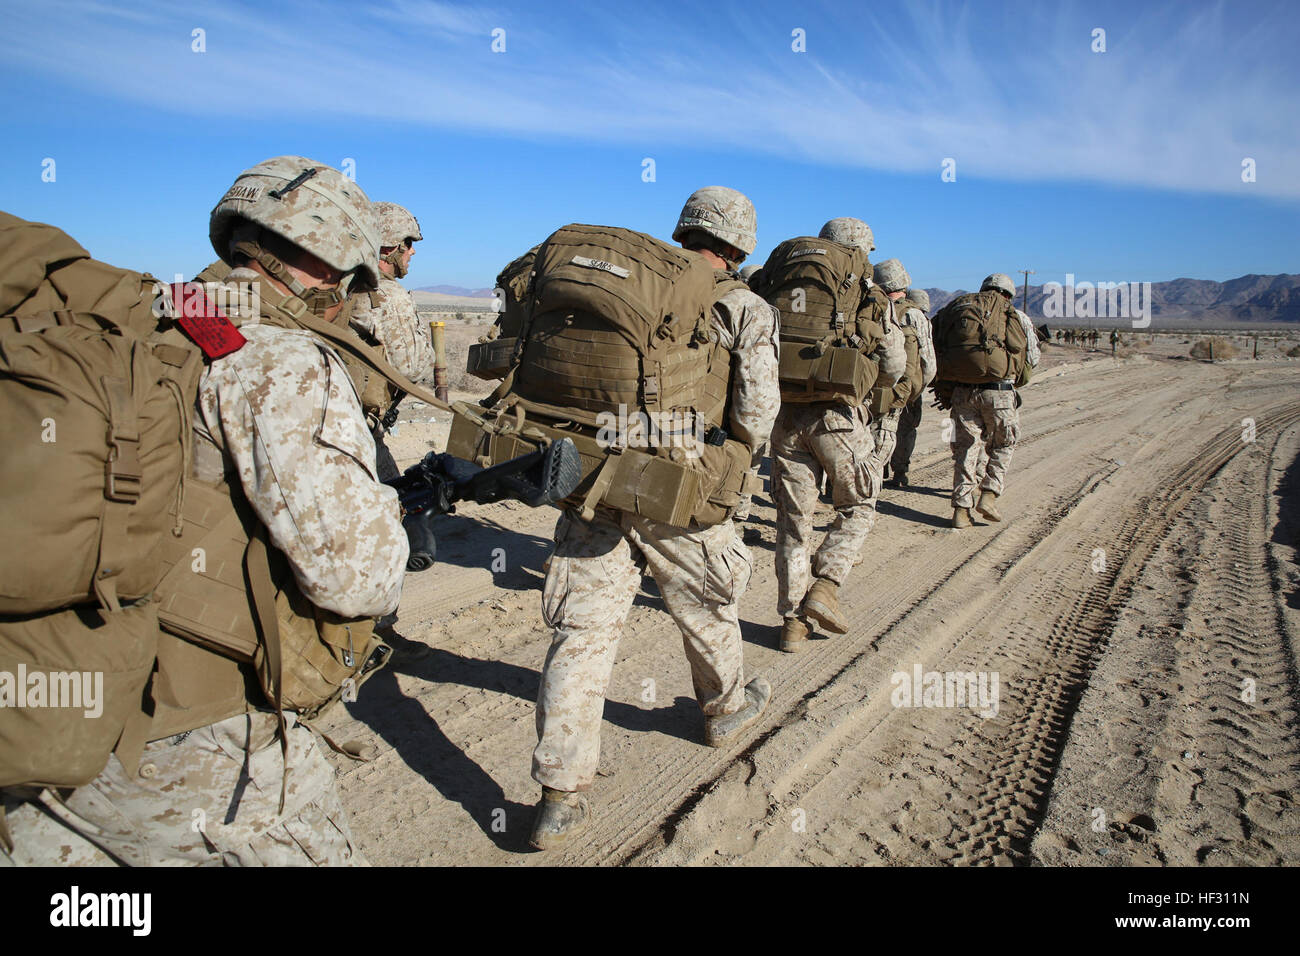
top-left (316, 320), bottom-right (1300, 866)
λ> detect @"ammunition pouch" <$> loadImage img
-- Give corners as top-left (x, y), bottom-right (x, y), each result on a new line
top-left (778, 341), bottom-right (878, 406)
top-left (466, 335), bottom-right (518, 381)
top-left (866, 383), bottom-right (894, 419)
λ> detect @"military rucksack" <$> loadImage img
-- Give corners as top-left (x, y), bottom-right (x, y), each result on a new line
top-left (0, 214), bottom-right (442, 796)
top-left (750, 236), bottom-right (886, 405)
top-left (932, 290), bottom-right (1027, 384)
top-left (466, 245), bottom-right (539, 381)
top-left (0, 211), bottom-right (202, 790)
top-left (447, 224), bottom-right (760, 528)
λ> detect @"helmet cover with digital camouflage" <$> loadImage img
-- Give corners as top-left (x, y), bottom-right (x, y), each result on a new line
top-left (210, 156), bottom-right (380, 315)
top-left (873, 258), bottom-right (911, 294)
top-left (672, 186), bottom-right (758, 265)
top-left (906, 287), bottom-right (931, 312)
top-left (372, 201), bottom-right (423, 279)
top-left (818, 217), bottom-right (876, 254)
top-left (980, 272), bottom-right (1016, 299)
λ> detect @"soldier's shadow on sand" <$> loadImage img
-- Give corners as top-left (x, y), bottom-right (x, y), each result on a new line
top-left (345, 641), bottom-right (534, 852)
top-left (428, 513), bottom-right (554, 592)
top-left (633, 576), bottom-right (665, 611)
top-left (390, 642), bottom-right (702, 746)
top-left (347, 631), bottom-right (704, 851)
top-left (739, 618), bottom-right (781, 652)
top-left (891, 483), bottom-right (950, 499)
top-left (606, 695), bottom-right (703, 744)
top-left (1271, 449), bottom-right (1300, 611)
top-left (877, 496), bottom-right (953, 529)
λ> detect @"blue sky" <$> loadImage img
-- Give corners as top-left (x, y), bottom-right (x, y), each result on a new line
top-left (1, 0), bottom-right (1296, 291)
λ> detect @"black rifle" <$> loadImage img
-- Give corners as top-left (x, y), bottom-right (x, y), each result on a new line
top-left (386, 438), bottom-right (582, 571)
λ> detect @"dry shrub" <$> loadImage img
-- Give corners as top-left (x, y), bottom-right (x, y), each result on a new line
top-left (1190, 337), bottom-right (1238, 361)
top-left (1288, 344), bottom-right (1300, 357)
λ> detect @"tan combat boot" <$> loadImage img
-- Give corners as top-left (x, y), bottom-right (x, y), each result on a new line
top-left (528, 787), bottom-right (590, 851)
top-left (705, 677), bottom-right (773, 747)
top-left (952, 507), bottom-right (973, 529)
top-left (976, 490), bottom-right (1002, 522)
top-left (801, 577), bottom-right (848, 634)
top-left (779, 617), bottom-right (810, 653)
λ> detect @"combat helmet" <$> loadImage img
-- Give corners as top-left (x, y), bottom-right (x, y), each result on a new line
top-left (906, 288), bottom-right (931, 313)
top-left (210, 156), bottom-right (380, 315)
top-left (818, 217), bottom-right (875, 254)
top-left (373, 201), bottom-right (423, 279)
top-left (672, 186), bottom-right (758, 260)
top-left (873, 258), bottom-right (911, 293)
top-left (980, 273), bottom-right (1016, 299)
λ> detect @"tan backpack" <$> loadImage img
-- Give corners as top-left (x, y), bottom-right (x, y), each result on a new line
top-left (466, 244), bottom-right (539, 381)
top-left (0, 211), bottom-right (199, 790)
top-left (0, 214), bottom-right (440, 795)
top-left (447, 224), bottom-right (759, 528)
top-left (750, 236), bottom-right (886, 405)
top-left (933, 290), bottom-right (1027, 384)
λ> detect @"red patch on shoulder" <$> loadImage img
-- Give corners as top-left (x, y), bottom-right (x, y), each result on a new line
top-left (170, 282), bottom-right (246, 359)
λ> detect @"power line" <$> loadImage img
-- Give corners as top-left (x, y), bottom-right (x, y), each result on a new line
top-left (1020, 269), bottom-right (1035, 315)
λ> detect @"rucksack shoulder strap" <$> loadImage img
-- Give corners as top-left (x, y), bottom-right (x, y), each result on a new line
top-left (290, 307), bottom-right (452, 413)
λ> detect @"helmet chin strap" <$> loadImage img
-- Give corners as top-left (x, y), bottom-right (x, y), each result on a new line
top-left (232, 238), bottom-right (353, 317)
top-left (382, 247), bottom-right (409, 279)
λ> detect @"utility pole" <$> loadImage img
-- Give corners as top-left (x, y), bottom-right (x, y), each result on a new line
top-left (1020, 268), bottom-right (1035, 316)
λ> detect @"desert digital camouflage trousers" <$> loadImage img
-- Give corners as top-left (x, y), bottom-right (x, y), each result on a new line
top-left (890, 398), bottom-right (923, 479)
top-left (731, 441), bottom-right (769, 522)
top-left (871, 409), bottom-right (901, 479)
top-left (771, 403), bottom-right (879, 619)
top-left (951, 385), bottom-right (1020, 508)
top-left (533, 509), bottom-right (753, 792)
top-left (1, 712), bottom-right (363, 866)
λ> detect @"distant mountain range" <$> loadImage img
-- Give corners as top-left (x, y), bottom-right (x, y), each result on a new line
top-left (413, 284), bottom-right (495, 298)
top-left (925, 273), bottom-right (1300, 324)
top-left (414, 274), bottom-right (1300, 324)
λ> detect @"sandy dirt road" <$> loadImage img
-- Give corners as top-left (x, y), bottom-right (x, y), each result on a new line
top-left (317, 340), bottom-right (1300, 866)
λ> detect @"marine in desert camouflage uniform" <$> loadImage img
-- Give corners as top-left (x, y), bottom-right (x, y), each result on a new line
top-left (950, 278), bottom-right (1040, 527)
top-left (529, 187), bottom-right (780, 851)
top-left (887, 287), bottom-right (936, 487)
top-left (771, 218), bottom-right (906, 654)
top-left (731, 265), bottom-right (769, 530)
top-left (867, 259), bottom-right (921, 483)
top-left (2, 158), bottom-right (407, 867)
top-left (348, 201), bottom-right (432, 481)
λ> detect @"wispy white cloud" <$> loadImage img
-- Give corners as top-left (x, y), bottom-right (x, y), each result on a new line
top-left (368, 0), bottom-right (499, 37)
top-left (3, 0), bottom-right (1296, 198)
